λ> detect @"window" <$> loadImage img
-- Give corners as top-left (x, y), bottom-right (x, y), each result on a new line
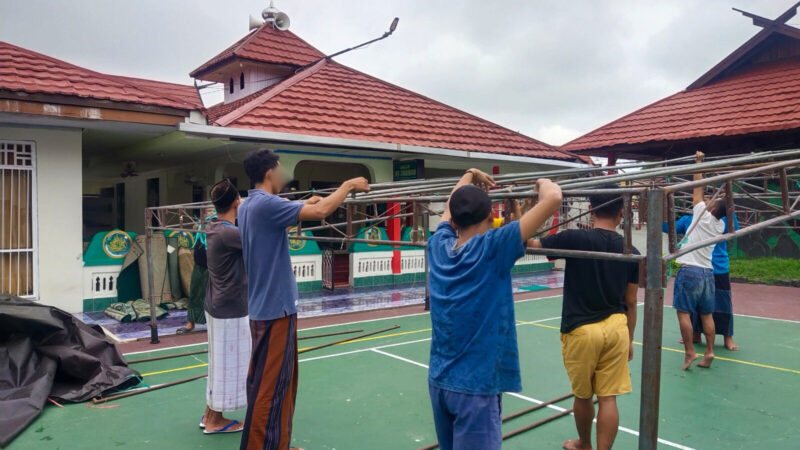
top-left (240, 72), bottom-right (245, 90)
top-left (229, 78), bottom-right (234, 94)
top-left (0, 141), bottom-right (37, 297)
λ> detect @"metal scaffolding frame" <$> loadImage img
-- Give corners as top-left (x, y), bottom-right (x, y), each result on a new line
top-left (143, 149), bottom-right (800, 450)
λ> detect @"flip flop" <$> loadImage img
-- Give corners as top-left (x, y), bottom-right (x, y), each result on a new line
top-left (203, 420), bottom-right (242, 435)
top-left (199, 415), bottom-right (205, 429)
top-left (176, 326), bottom-right (194, 335)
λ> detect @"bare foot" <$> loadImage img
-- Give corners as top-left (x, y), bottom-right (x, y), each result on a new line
top-left (681, 352), bottom-right (698, 371)
top-left (697, 353), bottom-right (714, 368)
top-left (724, 336), bottom-right (739, 351)
top-left (563, 438), bottom-right (592, 450)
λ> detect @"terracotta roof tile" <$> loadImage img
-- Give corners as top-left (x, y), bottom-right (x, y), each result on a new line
top-left (562, 59), bottom-right (800, 153)
top-left (0, 41), bottom-right (201, 110)
top-left (209, 60), bottom-right (578, 160)
top-left (190, 24), bottom-right (324, 78)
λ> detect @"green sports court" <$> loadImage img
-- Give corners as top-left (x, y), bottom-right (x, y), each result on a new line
top-left (9, 294), bottom-right (799, 450)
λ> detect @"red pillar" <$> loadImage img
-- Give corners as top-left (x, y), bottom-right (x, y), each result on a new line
top-left (387, 202), bottom-right (402, 274)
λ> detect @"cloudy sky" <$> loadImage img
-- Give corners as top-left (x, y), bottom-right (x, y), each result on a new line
top-left (0, 1), bottom-right (794, 145)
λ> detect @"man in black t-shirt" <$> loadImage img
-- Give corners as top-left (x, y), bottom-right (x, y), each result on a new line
top-left (529, 187), bottom-right (639, 450)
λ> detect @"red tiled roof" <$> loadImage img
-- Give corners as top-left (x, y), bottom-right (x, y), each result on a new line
top-left (0, 41), bottom-right (201, 111)
top-left (207, 60), bottom-right (578, 161)
top-left (562, 58), bottom-right (800, 153)
top-left (190, 24), bottom-right (325, 78)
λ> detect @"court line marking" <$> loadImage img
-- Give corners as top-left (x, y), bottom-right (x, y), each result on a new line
top-left (297, 293), bottom-right (562, 332)
top-left (124, 291), bottom-right (800, 357)
top-left (520, 321), bottom-right (800, 375)
top-left (140, 363), bottom-right (207, 377)
top-left (125, 295), bottom-right (562, 357)
top-left (371, 348), bottom-right (694, 450)
top-left (298, 316), bottom-right (562, 363)
top-left (124, 341), bottom-right (207, 356)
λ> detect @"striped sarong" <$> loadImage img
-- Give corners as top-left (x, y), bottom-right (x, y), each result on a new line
top-left (205, 312), bottom-right (251, 412)
top-left (240, 314), bottom-right (298, 450)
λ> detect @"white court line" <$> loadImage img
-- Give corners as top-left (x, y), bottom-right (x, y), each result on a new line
top-left (298, 294), bottom-right (562, 332)
top-left (123, 341), bottom-right (207, 356)
top-left (372, 348), bottom-right (695, 450)
top-left (298, 316), bottom-right (562, 363)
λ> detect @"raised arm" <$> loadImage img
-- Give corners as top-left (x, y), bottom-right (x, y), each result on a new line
top-left (519, 179), bottom-right (562, 243)
top-left (298, 177), bottom-right (370, 221)
top-left (441, 168), bottom-right (495, 223)
top-left (692, 151), bottom-right (705, 206)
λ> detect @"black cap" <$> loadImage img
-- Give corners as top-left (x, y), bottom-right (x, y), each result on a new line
top-left (450, 185), bottom-right (492, 228)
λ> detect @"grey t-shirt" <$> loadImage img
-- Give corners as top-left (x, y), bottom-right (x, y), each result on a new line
top-left (204, 219), bottom-right (248, 319)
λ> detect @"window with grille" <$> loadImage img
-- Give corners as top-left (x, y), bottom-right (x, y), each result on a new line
top-left (0, 141), bottom-right (37, 297)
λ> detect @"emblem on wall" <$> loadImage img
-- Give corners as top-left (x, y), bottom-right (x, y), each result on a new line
top-left (288, 226), bottom-right (306, 251)
top-left (364, 226), bottom-right (382, 247)
top-left (167, 230), bottom-right (196, 248)
top-left (102, 230), bottom-right (133, 258)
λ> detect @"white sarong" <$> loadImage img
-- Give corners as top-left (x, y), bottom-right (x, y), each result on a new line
top-left (205, 312), bottom-right (251, 412)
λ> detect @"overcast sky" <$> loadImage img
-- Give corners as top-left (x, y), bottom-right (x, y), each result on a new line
top-left (0, 1), bottom-right (794, 145)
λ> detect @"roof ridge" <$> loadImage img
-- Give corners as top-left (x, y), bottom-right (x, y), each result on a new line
top-left (215, 58), bottom-right (329, 126)
top-left (326, 61), bottom-right (562, 153)
top-left (687, 2), bottom-right (800, 90)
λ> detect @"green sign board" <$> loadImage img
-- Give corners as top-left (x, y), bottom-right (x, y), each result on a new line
top-left (393, 159), bottom-right (424, 181)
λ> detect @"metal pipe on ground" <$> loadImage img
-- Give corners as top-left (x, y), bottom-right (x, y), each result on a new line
top-left (502, 398), bottom-right (599, 442)
top-left (91, 374), bottom-right (207, 404)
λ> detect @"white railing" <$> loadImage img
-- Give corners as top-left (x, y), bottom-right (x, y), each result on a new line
top-left (350, 251), bottom-right (394, 283)
top-left (83, 265), bottom-right (120, 300)
top-left (514, 253), bottom-right (548, 267)
top-left (400, 250), bottom-right (426, 274)
top-left (291, 254), bottom-right (322, 283)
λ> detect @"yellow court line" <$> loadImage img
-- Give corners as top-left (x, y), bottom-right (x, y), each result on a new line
top-left (298, 328), bottom-right (432, 352)
top-left (519, 320), bottom-right (800, 375)
top-left (141, 363), bottom-right (207, 377)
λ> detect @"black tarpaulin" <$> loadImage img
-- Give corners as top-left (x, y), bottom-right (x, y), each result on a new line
top-left (0, 295), bottom-right (140, 447)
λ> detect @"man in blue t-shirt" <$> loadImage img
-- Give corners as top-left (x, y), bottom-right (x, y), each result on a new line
top-left (237, 149), bottom-right (369, 450)
top-left (663, 213), bottom-right (740, 350)
top-left (427, 169), bottom-right (562, 450)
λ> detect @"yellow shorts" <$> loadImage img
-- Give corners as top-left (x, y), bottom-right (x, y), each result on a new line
top-left (560, 313), bottom-right (632, 399)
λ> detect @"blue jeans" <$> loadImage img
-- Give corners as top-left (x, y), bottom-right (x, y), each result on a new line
top-left (673, 266), bottom-right (715, 315)
top-left (429, 384), bottom-right (502, 450)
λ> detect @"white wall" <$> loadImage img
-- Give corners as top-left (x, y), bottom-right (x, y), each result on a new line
top-left (1, 126), bottom-right (83, 312)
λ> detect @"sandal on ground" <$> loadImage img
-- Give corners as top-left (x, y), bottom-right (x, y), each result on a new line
top-left (176, 326), bottom-right (195, 335)
top-left (203, 420), bottom-right (242, 435)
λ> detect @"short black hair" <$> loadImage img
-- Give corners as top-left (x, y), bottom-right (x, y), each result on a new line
top-left (711, 198), bottom-right (728, 220)
top-left (210, 179), bottom-right (239, 213)
top-left (243, 149), bottom-right (280, 185)
top-left (589, 184), bottom-right (624, 219)
top-left (450, 185), bottom-right (492, 228)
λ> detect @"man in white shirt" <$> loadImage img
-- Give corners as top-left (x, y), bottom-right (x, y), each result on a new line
top-left (673, 152), bottom-right (727, 370)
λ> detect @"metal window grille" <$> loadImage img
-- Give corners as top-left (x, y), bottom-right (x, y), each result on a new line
top-left (0, 140), bottom-right (37, 297)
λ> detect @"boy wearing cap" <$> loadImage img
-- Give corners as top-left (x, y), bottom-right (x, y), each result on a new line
top-left (427, 169), bottom-right (563, 450)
